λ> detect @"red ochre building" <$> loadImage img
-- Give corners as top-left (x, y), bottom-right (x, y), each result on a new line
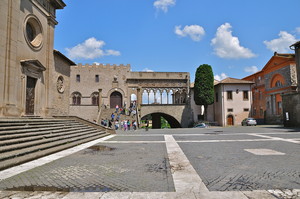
top-left (243, 53), bottom-right (297, 124)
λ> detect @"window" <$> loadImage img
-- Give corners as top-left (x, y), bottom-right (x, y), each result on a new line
top-left (72, 92), bottom-right (81, 105)
top-left (275, 80), bottom-right (282, 87)
top-left (215, 92), bottom-right (218, 102)
top-left (24, 15), bottom-right (43, 50)
top-left (253, 108), bottom-right (257, 116)
top-left (243, 91), bottom-right (249, 100)
top-left (227, 108), bottom-right (233, 112)
top-left (91, 92), bottom-right (99, 106)
top-left (227, 91), bottom-right (233, 100)
top-left (244, 108), bottom-right (249, 112)
top-left (95, 75), bottom-right (99, 82)
top-left (76, 74), bottom-right (80, 82)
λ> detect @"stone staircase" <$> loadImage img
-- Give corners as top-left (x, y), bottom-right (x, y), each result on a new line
top-left (0, 117), bottom-right (112, 171)
top-left (100, 108), bottom-right (138, 123)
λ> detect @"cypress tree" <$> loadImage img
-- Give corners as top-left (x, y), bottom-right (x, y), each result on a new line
top-left (194, 64), bottom-right (214, 120)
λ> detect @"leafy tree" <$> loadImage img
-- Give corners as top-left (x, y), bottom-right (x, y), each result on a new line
top-left (194, 64), bottom-right (214, 120)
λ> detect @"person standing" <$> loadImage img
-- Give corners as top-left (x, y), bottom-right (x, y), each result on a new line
top-left (124, 120), bottom-right (128, 131)
top-left (127, 120), bottom-right (131, 131)
top-left (115, 104), bottom-right (119, 113)
top-left (145, 119), bottom-right (149, 131)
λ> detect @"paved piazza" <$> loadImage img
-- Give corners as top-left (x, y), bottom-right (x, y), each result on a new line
top-left (0, 126), bottom-right (300, 199)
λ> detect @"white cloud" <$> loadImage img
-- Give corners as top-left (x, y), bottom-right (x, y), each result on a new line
top-left (154, 0), bottom-right (175, 13)
top-left (175, 25), bottom-right (205, 41)
top-left (211, 23), bottom-right (256, 59)
top-left (244, 66), bottom-right (259, 73)
top-left (296, 27), bottom-right (300, 34)
top-left (142, 68), bottom-right (154, 72)
top-left (264, 31), bottom-right (297, 53)
top-left (66, 37), bottom-right (120, 60)
top-left (214, 73), bottom-right (228, 81)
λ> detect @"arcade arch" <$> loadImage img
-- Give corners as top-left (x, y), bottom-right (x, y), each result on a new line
top-left (141, 112), bottom-right (181, 129)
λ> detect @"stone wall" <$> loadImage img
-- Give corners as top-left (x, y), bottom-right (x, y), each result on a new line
top-left (0, 0), bottom-right (67, 117)
top-left (282, 93), bottom-right (300, 127)
top-left (265, 65), bottom-right (295, 124)
top-left (50, 52), bottom-right (72, 116)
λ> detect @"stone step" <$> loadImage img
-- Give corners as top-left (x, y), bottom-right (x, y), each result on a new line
top-left (0, 120), bottom-right (74, 126)
top-left (0, 117), bottom-right (113, 171)
top-left (0, 118), bottom-right (73, 123)
top-left (0, 123), bottom-right (84, 139)
top-left (0, 122), bottom-right (79, 132)
top-left (0, 125), bottom-right (92, 146)
top-left (0, 129), bottom-right (103, 161)
top-left (100, 108), bottom-right (138, 122)
top-left (0, 132), bottom-right (109, 171)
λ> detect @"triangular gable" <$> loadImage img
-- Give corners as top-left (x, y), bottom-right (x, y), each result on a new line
top-left (261, 53), bottom-right (294, 73)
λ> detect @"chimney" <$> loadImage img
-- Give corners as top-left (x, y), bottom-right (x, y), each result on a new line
top-left (290, 41), bottom-right (300, 91)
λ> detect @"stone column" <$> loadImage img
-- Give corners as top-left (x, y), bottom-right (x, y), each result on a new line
top-left (166, 91), bottom-right (169, 104)
top-left (98, 89), bottom-right (102, 110)
top-left (137, 87), bottom-right (141, 109)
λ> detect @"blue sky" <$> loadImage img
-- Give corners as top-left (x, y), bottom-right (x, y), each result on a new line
top-left (54, 0), bottom-right (300, 82)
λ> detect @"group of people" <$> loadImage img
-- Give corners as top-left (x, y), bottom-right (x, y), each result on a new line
top-left (114, 120), bottom-right (137, 131)
top-left (100, 102), bottom-right (138, 131)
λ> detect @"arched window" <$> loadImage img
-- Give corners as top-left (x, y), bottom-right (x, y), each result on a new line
top-left (91, 92), bottom-right (99, 106)
top-left (72, 92), bottom-right (81, 105)
top-left (271, 74), bottom-right (285, 88)
top-left (275, 80), bottom-right (282, 87)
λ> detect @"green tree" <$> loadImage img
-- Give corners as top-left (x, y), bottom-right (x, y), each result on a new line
top-left (194, 64), bottom-right (214, 120)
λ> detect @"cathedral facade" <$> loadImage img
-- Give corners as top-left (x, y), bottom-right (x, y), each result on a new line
top-left (0, 0), bottom-right (74, 118)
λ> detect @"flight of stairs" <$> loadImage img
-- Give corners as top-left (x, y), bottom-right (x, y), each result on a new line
top-left (100, 108), bottom-right (138, 123)
top-left (0, 117), bottom-right (112, 171)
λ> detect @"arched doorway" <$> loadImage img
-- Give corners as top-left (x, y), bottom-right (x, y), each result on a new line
top-left (227, 115), bottom-right (234, 126)
top-left (110, 91), bottom-right (122, 108)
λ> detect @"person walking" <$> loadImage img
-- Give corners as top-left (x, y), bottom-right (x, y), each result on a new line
top-left (145, 119), bottom-right (149, 131)
top-left (111, 113), bottom-right (115, 122)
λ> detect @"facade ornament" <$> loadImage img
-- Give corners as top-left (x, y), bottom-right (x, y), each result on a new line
top-left (57, 76), bottom-right (65, 93)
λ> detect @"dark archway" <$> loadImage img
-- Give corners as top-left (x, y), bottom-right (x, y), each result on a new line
top-left (141, 112), bottom-right (181, 129)
top-left (110, 91), bottom-right (122, 108)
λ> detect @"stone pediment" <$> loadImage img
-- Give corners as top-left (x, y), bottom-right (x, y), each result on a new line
top-left (21, 59), bottom-right (46, 78)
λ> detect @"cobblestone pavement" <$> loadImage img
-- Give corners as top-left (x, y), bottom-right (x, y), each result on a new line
top-left (0, 126), bottom-right (300, 198)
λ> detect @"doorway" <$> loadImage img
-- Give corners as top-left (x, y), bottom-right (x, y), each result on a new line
top-left (25, 76), bottom-right (37, 115)
top-left (227, 115), bottom-right (234, 126)
top-left (110, 91), bottom-right (122, 108)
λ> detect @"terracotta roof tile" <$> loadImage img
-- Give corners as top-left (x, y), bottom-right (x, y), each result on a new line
top-left (217, 77), bottom-right (254, 84)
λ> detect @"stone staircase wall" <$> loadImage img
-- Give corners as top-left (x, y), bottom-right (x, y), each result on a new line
top-left (0, 117), bottom-right (112, 171)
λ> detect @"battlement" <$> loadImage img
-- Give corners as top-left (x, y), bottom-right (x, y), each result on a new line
top-left (76, 63), bottom-right (131, 70)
